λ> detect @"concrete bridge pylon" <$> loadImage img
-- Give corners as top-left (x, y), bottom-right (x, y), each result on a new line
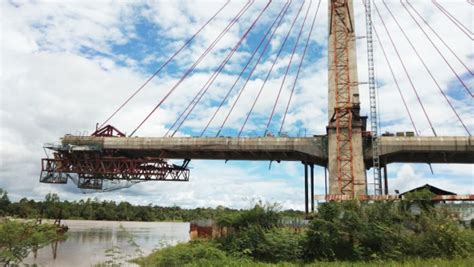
top-left (327, 0), bottom-right (367, 197)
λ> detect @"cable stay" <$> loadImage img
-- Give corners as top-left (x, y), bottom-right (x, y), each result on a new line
top-left (431, 0), bottom-right (473, 40)
top-left (98, 0), bottom-right (230, 129)
top-left (214, 1), bottom-right (295, 137)
top-left (404, 1), bottom-right (473, 97)
top-left (200, 1), bottom-right (292, 137)
top-left (238, 0), bottom-right (306, 137)
top-left (263, 0), bottom-right (313, 137)
top-left (407, 1), bottom-right (472, 76)
top-left (280, 0), bottom-right (321, 134)
top-left (374, 2), bottom-right (437, 136)
top-left (166, 0), bottom-right (273, 137)
top-left (382, 1), bottom-right (471, 136)
top-left (129, 0), bottom-right (254, 136)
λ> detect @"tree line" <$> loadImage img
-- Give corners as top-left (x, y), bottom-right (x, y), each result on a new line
top-left (0, 189), bottom-right (304, 222)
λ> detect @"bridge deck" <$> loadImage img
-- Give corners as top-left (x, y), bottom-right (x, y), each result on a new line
top-left (60, 135), bottom-right (328, 165)
top-left (59, 135), bottom-right (473, 166)
top-left (375, 136), bottom-right (473, 165)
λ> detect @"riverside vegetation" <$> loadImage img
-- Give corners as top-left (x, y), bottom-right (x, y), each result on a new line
top-left (0, 219), bottom-right (63, 265)
top-left (0, 190), bottom-right (64, 265)
top-left (1, 188), bottom-right (473, 266)
top-left (135, 191), bottom-right (474, 266)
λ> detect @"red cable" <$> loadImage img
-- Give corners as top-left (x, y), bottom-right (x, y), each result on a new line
top-left (264, 0), bottom-right (313, 136)
top-left (168, 0), bottom-right (273, 137)
top-left (98, 0), bottom-right (230, 129)
top-left (129, 0), bottom-right (253, 136)
top-left (200, 1), bottom-right (291, 137)
top-left (383, 1), bottom-right (470, 136)
top-left (362, 0), bottom-right (418, 135)
top-left (238, 0), bottom-right (306, 137)
top-left (280, 0), bottom-right (321, 134)
top-left (214, 1), bottom-right (293, 137)
top-left (407, 1), bottom-right (472, 76)
top-left (432, 0), bottom-right (473, 40)
top-left (374, 2), bottom-right (437, 136)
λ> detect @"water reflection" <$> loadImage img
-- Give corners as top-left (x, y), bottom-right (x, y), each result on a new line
top-left (24, 220), bottom-right (190, 267)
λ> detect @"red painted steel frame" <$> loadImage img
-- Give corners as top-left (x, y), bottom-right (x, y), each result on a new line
top-left (331, 0), bottom-right (355, 196)
top-left (41, 153), bottom-right (190, 183)
top-left (92, 125), bottom-right (126, 137)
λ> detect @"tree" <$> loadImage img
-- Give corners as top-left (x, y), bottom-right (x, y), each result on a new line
top-left (44, 193), bottom-right (61, 219)
top-left (0, 189), bottom-right (10, 216)
top-left (0, 219), bottom-right (61, 265)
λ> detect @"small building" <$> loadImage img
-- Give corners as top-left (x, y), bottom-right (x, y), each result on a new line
top-left (400, 184), bottom-right (473, 223)
top-left (400, 184), bottom-right (456, 197)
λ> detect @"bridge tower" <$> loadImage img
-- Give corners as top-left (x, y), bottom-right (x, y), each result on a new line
top-left (327, 0), bottom-right (367, 197)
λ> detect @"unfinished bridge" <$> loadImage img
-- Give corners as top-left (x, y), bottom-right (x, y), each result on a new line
top-left (41, 0), bottom-right (473, 211)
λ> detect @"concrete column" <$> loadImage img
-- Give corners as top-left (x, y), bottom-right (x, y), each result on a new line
top-left (383, 165), bottom-right (388, 195)
top-left (304, 162), bottom-right (309, 214)
top-left (324, 167), bottom-right (328, 198)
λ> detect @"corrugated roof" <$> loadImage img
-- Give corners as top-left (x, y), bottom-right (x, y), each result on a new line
top-left (400, 184), bottom-right (456, 196)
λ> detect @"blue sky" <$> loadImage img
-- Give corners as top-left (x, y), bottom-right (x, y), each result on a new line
top-left (0, 0), bottom-right (472, 209)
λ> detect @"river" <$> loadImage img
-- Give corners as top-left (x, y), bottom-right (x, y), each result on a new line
top-left (24, 220), bottom-right (190, 267)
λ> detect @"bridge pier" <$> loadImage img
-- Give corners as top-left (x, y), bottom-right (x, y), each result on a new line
top-left (383, 165), bottom-right (388, 195)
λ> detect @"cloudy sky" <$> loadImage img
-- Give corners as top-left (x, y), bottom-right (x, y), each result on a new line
top-left (1, 0), bottom-right (472, 209)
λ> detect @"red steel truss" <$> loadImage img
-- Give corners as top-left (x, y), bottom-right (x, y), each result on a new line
top-left (91, 124), bottom-right (126, 137)
top-left (41, 152), bottom-right (190, 189)
top-left (41, 125), bottom-right (190, 190)
top-left (330, 0), bottom-right (355, 196)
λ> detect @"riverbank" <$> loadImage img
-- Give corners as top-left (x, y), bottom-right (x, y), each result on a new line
top-left (135, 199), bottom-right (474, 267)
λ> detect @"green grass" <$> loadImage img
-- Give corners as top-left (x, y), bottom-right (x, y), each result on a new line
top-left (136, 256), bottom-right (474, 267)
top-left (134, 240), bottom-right (474, 267)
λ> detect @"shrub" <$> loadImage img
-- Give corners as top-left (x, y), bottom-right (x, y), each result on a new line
top-left (304, 200), bottom-right (473, 262)
top-left (219, 224), bottom-right (266, 258)
top-left (304, 201), bottom-right (367, 261)
top-left (228, 202), bottom-right (282, 230)
top-left (136, 240), bottom-right (228, 267)
top-left (406, 208), bottom-right (472, 258)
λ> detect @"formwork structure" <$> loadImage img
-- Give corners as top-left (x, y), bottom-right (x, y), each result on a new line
top-left (41, 125), bottom-right (190, 190)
